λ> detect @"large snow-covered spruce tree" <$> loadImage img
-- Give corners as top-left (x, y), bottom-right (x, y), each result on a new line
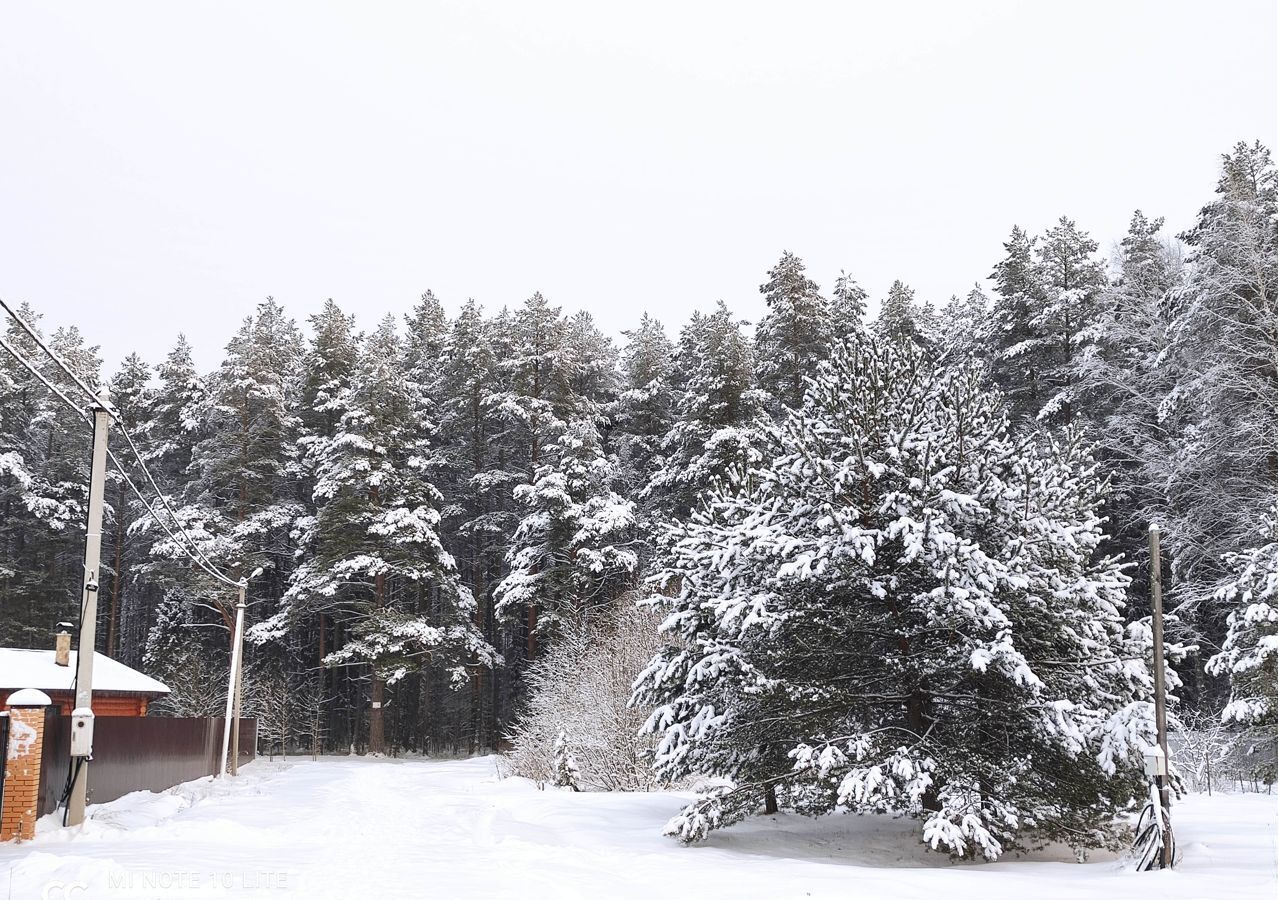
top-left (634, 334), bottom-right (1161, 859)
top-left (261, 315), bottom-right (495, 753)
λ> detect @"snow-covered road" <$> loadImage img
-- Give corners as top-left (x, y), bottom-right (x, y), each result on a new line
top-left (2, 756), bottom-right (1275, 899)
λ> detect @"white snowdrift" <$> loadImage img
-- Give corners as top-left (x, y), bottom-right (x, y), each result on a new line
top-left (0, 756), bottom-right (1273, 899)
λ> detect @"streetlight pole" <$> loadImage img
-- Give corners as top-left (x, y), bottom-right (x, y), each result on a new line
top-left (66, 390), bottom-right (112, 826)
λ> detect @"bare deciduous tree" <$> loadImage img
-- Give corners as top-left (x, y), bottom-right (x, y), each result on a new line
top-left (505, 602), bottom-right (664, 791)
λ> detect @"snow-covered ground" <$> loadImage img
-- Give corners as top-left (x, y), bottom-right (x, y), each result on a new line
top-left (1, 756), bottom-right (1274, 899)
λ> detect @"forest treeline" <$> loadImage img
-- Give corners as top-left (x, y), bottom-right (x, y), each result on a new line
top-left (0, 140), bottom-right (1274, 790)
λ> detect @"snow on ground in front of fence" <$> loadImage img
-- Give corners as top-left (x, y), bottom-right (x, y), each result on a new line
top-left (1, 756), bottom-right (1275, 899)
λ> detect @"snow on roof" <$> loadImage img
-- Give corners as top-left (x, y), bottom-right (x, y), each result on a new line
top-left (0, 649), bottom-right (170, 695)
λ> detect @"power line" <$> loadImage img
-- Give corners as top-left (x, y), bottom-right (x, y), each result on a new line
top-left (0, 297), bottom-right (241, 588)
top-left (0, 334), bottom-right (235, 587)
top-left (2, 305), bottom-right (252, 784)
top-left (0, 329), bottom-right (242, 590)
top-left (112, 413), bottom-right (243, 589)
top-left (0, 297), bottom-right (102, 411)
top-left (0, 334), bottom-right (91, 424)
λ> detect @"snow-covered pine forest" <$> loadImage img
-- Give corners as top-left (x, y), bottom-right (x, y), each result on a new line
top-left (1, 140), bottom-right (1275, 857)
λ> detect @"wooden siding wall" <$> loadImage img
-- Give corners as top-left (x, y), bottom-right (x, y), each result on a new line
top-left (0, 690), bottom-right (151, 717)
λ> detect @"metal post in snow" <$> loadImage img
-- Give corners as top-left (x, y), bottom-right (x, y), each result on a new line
top-left (219, 584), bottom-right (247, 777)
top-left (231, 621), bottom-right (245, 776)
top-left (66, 390), bottom-right (112, 827)
top-left (1149, 523), bottom-right (1174, 868)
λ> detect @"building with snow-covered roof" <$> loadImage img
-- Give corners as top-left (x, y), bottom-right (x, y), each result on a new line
top-left (0, 647), bottom-right (169, 716)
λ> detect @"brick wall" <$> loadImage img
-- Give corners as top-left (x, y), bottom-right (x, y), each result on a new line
top-left (1, 705), bottom-right (48, 842)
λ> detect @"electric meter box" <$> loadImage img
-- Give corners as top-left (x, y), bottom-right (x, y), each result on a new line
top-left (70, 707), bottom-right (95, 757)
top-left (1143, 745), bottom-right (1167, 778)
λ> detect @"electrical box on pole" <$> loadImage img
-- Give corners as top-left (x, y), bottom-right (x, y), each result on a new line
top-left (69, 707), bottom-right (95, 757)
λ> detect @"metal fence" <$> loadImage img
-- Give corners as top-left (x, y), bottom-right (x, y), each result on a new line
top-left (0, 712), bottom-right (7, 803)
top-left (38, 710), bottom-right (256, 816)
top-left (1169, 728), bottom-right (1277, 794)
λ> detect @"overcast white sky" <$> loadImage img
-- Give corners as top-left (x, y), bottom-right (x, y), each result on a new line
top-left (1, 1), bottom-right (1275, 371)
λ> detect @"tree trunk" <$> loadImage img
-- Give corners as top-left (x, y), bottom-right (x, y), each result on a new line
top-left (368, 560), bottom-right (388, 754)
top-left (763, 785), bottom-right (778, 815)
top-left (369, 673), bottom-right (386, 755)
top-left (908, 686), bottom-right (941, 812)
top-left (107, 485), bottom-right (124, 657)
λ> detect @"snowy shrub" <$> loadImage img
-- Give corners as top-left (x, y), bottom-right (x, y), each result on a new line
top-left (1172, 711), bottom-right (1246, 794)
top-left (244, 662), bottom-right (327, 759)
top-left (506, 602), bottom-right (664, 791)
top-left (635, 334), bottom-right (1175, 859)
top-left (148, 646), bottom-right (230, 717)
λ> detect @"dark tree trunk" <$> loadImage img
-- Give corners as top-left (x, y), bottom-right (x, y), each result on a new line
top-left (107, 485), bottom-right (124, 657)
top-left (369, 565), bottom-right (387, 755)
top-left (369, 673), bottom-right (386, 755)
top-left (763, 785), bottom-right (778, 815)
top-left (908, 686), bottom-right (941, 812)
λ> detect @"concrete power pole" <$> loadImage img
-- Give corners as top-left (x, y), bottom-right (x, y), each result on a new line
top-left (1149, 524), bottom-right (1175, 868)
top-left (219, 585), bottom-right (247, 777)
top-left (230, 610), bottom-right (245, 776)
top-left (66, 390), bottom-right (112, 826)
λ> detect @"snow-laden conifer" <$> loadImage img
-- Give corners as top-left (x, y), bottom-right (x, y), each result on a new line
top-left (494, 419), bottom-right (637, 650)
top-left (645, 302), bottom-right (767, 519)
top-left (635, 334), bottom-right (1163, 859)
top-left (830, 271), bottom-right (869, 341)
top-left (0, 306), bottom-right (102, 644)
top-left (986, 226), bottom-right (1046, 421)
top-left (874, 280), bottom-right (937, 346)
top-left (937, 285), bottom-right (989, 363)
top-left (756, 251), bottom-right (832, 413)
top-left (553, 729), bottom-right (582, 790)
top-left (613, 313), bottom-right (676, 493)
top-left (1031, 217), bottom-right (1107, 423)
top-left (259, 316), bottom-right (495, 751)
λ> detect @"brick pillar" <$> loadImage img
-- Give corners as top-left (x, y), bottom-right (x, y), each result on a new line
top-left (2, 688), bottom-right (52, 842)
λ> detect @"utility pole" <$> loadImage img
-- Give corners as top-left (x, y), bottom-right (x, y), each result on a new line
top-left (1149, 524), bottom-right (1174, 868)
top-left (66, 390), bottom-right (112, 826)
top-left (219, 584), bottom-right (248, 777)
top-left (231, 614), bottom-right (245, 776)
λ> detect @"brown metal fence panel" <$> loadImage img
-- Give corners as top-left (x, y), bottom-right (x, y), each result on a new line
top-left (39, 707), bottom-right (68, 818)
top-left (38, 713), bottom-right (256, 816)
top-left (0, 712), bottom-right (8, 817)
